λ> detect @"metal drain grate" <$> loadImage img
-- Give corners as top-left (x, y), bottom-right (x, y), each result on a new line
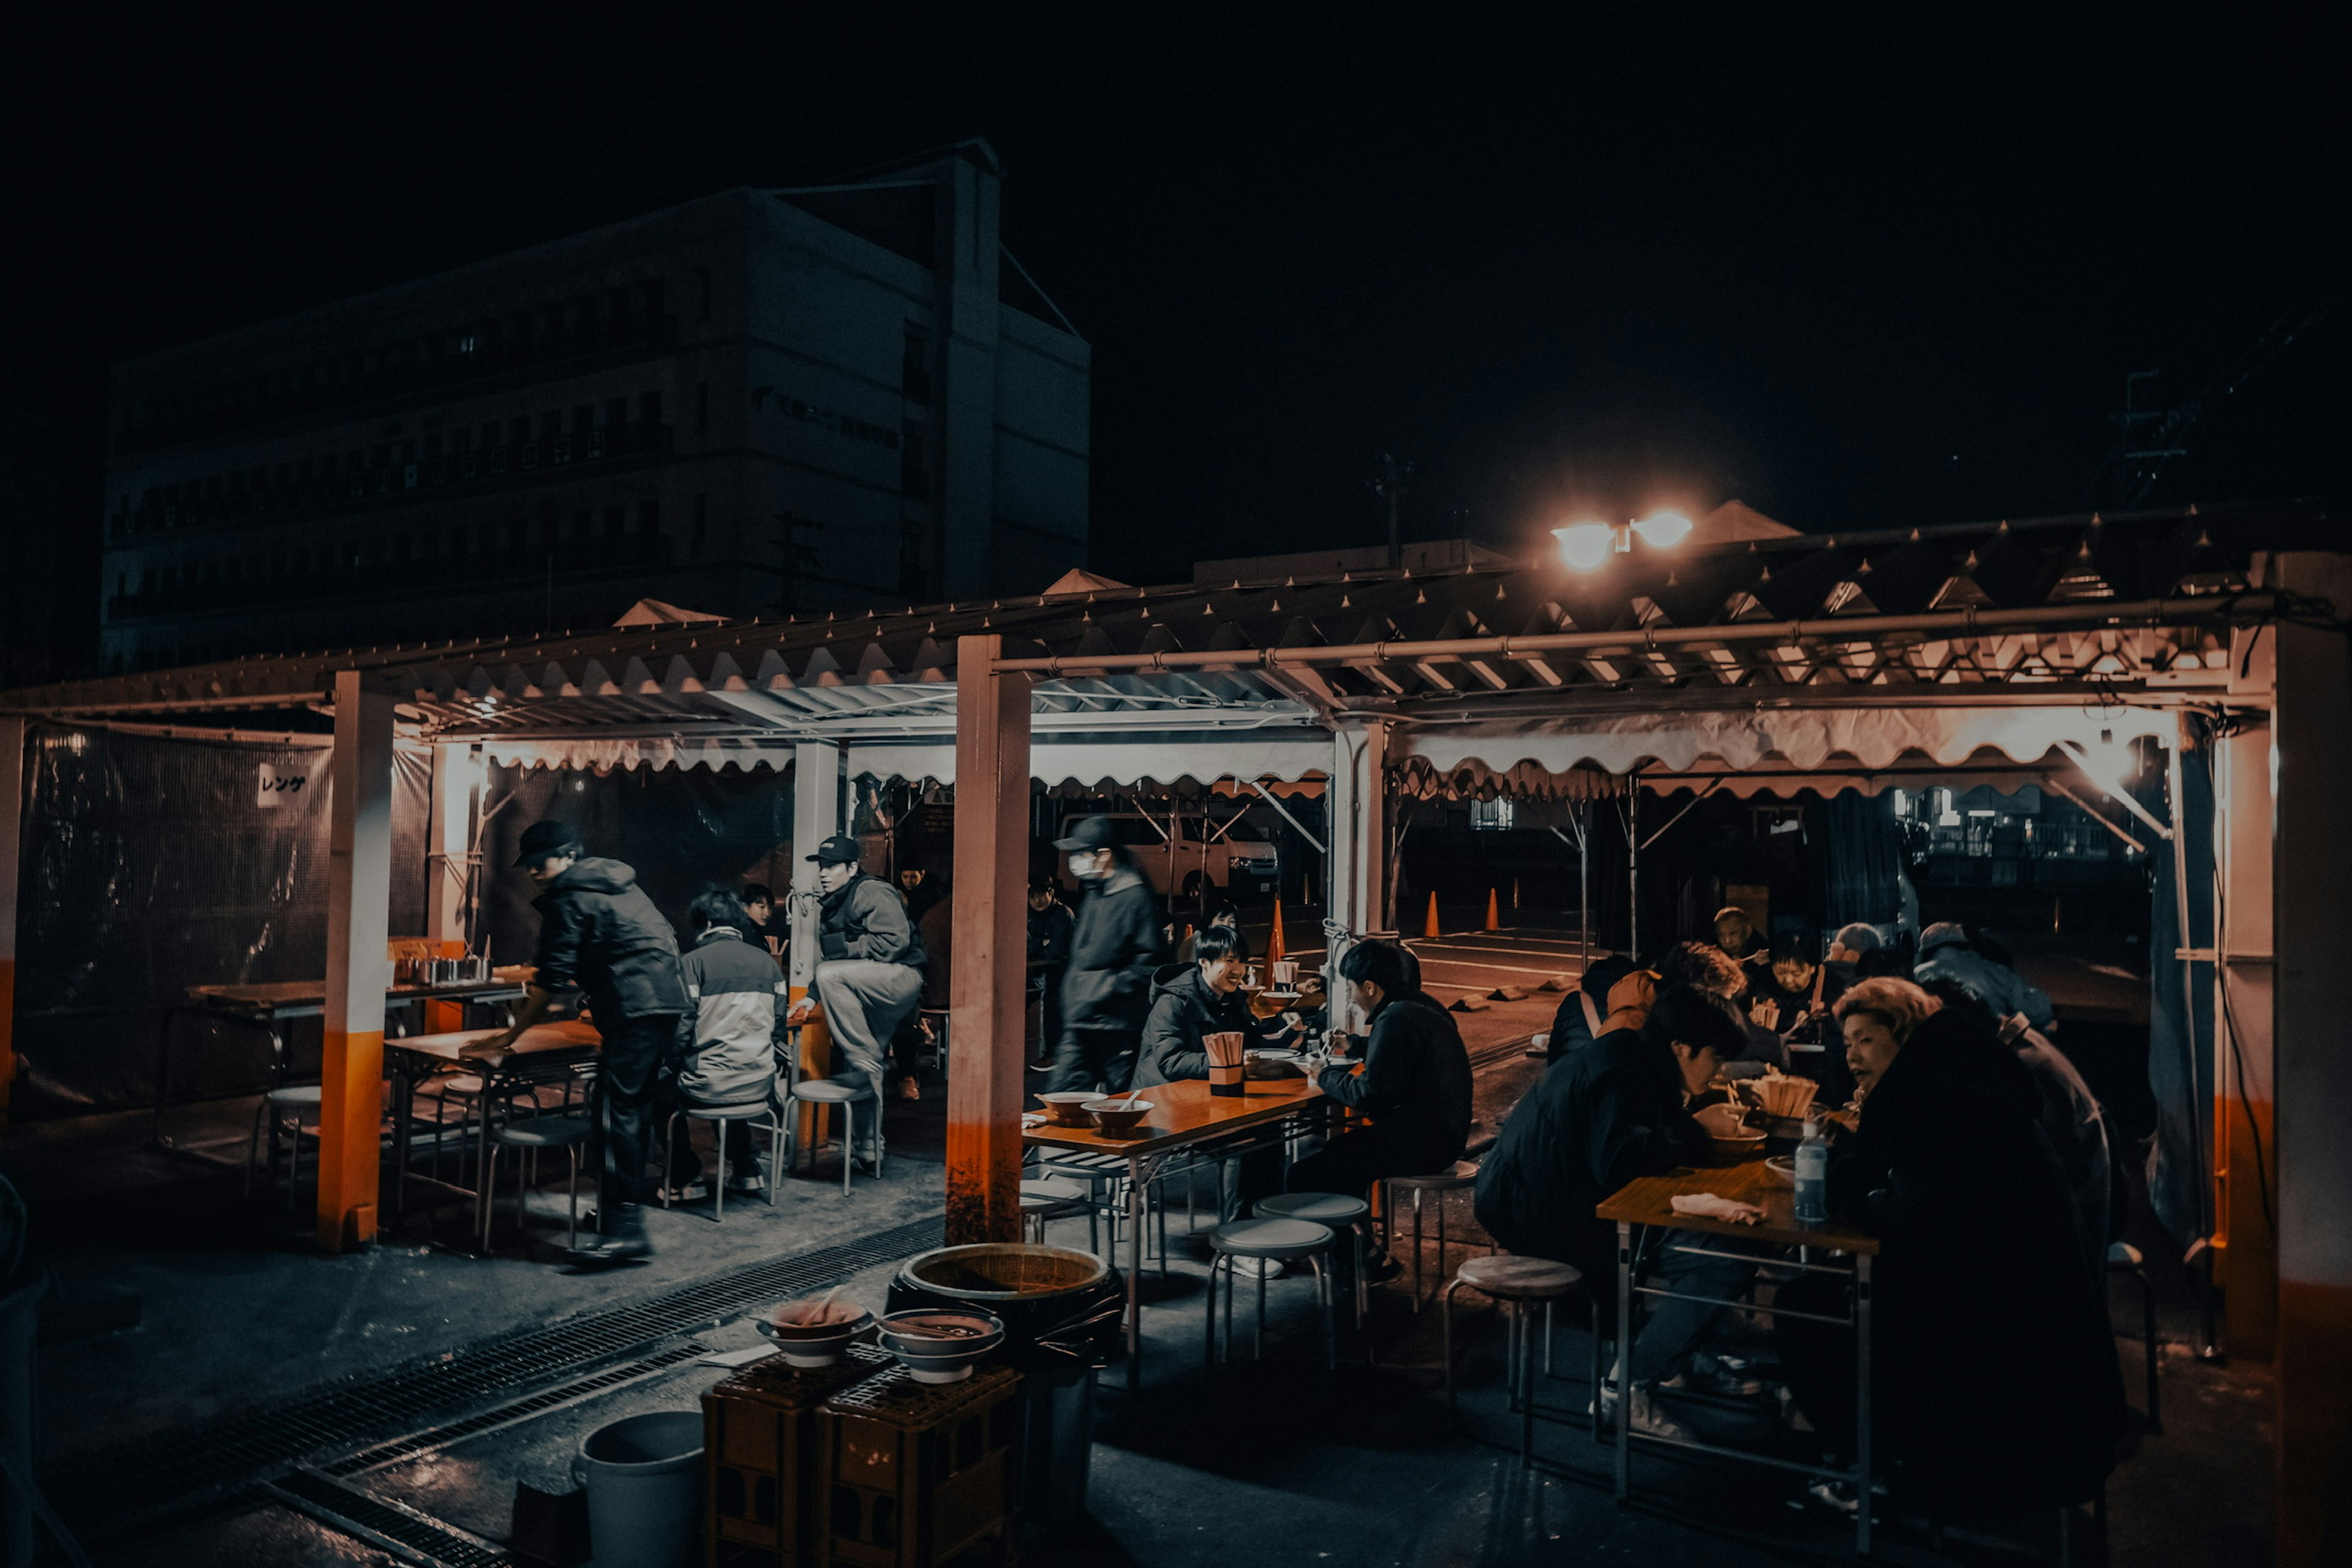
top-left (323, 1341), bottom-right (710, 1477)
top-left (57, 1213), bottom-right (945, 1531)
top-left (265, 1469), bottom-right (511, 1567)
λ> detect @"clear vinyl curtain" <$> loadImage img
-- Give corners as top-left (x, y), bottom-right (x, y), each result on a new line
top-left (2141, 729), bottom-right (2217, 1249)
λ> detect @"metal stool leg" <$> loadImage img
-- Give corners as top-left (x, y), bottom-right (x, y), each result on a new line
top-left (244, 1098), bottom-right (268, 1197)
top-left (660, 1112), bottom-right (680, 1210)
top-left (1255, 1256), bottom-right (1268, 1359)
top-left (841, 1102), bottom-right (855, 1196)
top-left (1518, 1303), bottom-right (1537, 1467)
top-left (1441, 1280), bottom-right (1468, 1409)
top-left (1204, 1254), bottom-right (1220, 1376)
top-left (478, 1143), bottom-right (500, 1250)
top-left (713, 1121), bottom-right (726, 1223)
top-left (566, 1146), bottom-right (579, 1250)
top-left (2138, 1267), bottom-right (2163, 1433)
top-left (1411, 1189), bottom-right (1426, 1310)
top-left (1313, 1253), bottom-right (1336, 1371)
top-left (1435, 1191), bottom-right (1450, 1299)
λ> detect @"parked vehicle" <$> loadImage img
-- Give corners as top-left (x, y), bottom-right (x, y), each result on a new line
top-left (1079, 809), bottom-right (1281, 901)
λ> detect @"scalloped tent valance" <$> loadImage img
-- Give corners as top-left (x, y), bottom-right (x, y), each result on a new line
top-left (482, 733), bottom-right (1337, 787)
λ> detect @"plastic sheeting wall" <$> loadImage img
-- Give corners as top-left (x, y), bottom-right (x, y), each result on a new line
top-left (2144, 732), bottom-right (2219, 1249)
top-left (12, 723), bottom-right (428, 1117)
top-left (475, 763), bottom-right (794, 975)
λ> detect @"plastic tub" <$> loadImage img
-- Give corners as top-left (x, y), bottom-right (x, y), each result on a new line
top-left (571, 1410), bottom-right (703, 1568)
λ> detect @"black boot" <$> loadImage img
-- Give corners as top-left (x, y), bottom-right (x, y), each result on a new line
top-left (567, 1202), bottom-right (652, 1265)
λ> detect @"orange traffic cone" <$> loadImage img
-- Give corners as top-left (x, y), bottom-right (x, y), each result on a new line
top-left (1424, 892), bottom-right (1442, 938)
top-left (1485, 888), bottom-right (1501, 931)
top-left (1267, 901), bottom-right (1287, 964)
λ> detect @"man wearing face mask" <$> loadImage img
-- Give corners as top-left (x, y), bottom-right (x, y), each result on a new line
top-left (1043, 816), bottom-right (1164, 1097)
top-left (794, 835), bottom-right (925, 1166)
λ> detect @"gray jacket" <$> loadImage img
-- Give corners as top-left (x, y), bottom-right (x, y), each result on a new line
top-left (675, 927), bottom-right (786, 1105)
top-left (817, 873), bottom-right (926, 968)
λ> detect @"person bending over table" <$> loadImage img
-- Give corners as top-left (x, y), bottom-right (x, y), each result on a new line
top-left (790, 834), bottom-right (925, 1168)
top-left (1474, 986), bottom-right (1754, 1439)
top-left (468, 821), bottom-right (688, 1264)
top-left (1287, 939), bottom-right (1472, 1282)
top-left (1774, 978), bottom-right (2123, 1517)
top-left (658, 888), bottom-right (787, 1203)
top-left (1042, 816), bottom-right (1164, 1098)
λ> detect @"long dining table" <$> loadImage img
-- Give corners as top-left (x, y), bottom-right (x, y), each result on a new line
top-left (1596, 1158), bottom-right (1882, 1552)
top-left (1023, 1074), bottom-right (1326, 1388)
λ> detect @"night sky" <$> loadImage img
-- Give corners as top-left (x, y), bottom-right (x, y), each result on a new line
top-left (7, 6), bottom-right (2344, 683)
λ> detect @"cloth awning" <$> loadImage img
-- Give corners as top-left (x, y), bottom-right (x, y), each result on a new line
top-left (481, 729), bottom-right (1337, 787)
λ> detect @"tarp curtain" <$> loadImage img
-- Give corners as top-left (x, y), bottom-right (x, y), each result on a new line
top-left (12, 722), bottom-right (427, 1116)
top-left (2143, 726), bottom-right (2217, 1248)
top-left (476, 762), bottom-right (796, 973)
top-left (1820, 792), bottom-right (1908, 932)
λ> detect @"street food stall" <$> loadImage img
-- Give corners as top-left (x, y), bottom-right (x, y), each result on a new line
top-left (2, 497), bottom-right (2346, 1553)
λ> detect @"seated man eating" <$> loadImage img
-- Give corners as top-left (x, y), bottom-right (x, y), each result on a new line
top-left (1474, 985), bottom-right (1755, 1438)
top-left (1287, 939), bottom-right (1473, 1280)
top-left (1132, 924), bottom-right (1297, 1088)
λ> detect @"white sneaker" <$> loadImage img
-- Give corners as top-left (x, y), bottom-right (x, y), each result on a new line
top-left (1226, 1256), bottom-right (1288, 1281)
top-left (1597, 1383), bottom-right (1694, 1442)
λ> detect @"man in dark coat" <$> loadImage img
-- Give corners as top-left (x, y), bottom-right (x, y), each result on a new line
top-left (1778, 978), bottom-right (2125, 1514)
top-left (1289, 940), bottom-right (1474, 1275)
top-left (472, 821), bottom-right (688, 1262)
top-left (1043, 817), bottom-right (1164, 1096)
top-left (1133, 925), bottom-right (1298, 1088)
top-left (1026, 881), bottom-right (1076, 1067)
top-left (1474, 987), bottom-right (1752, 1434)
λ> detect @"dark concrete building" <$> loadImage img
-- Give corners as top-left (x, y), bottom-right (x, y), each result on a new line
top-left (98, 141), bottom-right (1090, 671)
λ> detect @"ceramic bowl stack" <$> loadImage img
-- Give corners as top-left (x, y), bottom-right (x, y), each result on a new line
top-left (755, 1299), bottom-right (875, 1367)
top-left (877, 1308), bottom-right (1006, 1384)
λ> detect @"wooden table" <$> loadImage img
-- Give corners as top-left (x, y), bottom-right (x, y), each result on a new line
top-left (1596, 1159), bottom-right (1881, 1552)
top-left (155, 968), bottom-right (534, 1147)
top-left (1025, 1075), bottom-right (1325, 1387)
top-left (383, 1022), bottom-right (602, 1221)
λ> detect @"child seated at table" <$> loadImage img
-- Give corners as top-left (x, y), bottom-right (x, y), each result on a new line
top-left (657, 889), bottom-right (788, 1202)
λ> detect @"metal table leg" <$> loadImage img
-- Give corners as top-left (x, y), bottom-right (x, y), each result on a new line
top-left (1124, 1154), bottom-right (1147, 1389)
top-left (1614, 1220), bottom-right (1634, 1502)
top-left (1855, 1254), bottom-right (1874, 1554)
top-left (390, 1063), bottom-right (417, 1219)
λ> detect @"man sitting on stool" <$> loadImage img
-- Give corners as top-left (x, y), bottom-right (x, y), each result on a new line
top-left (1289, 938), bottom-right (1473, 1281)
top-left (791, 834), bottom-right (925, 1167)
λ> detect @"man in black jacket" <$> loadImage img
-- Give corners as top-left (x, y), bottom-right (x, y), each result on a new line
top-left (1042, 817), bottom-right (1163, 1096)
top-left (1472, 986), bottom-right (1751, 1434)
top-left (1287, 940), bottom-right (1472, 1278)
top-left (472, 821), bottom-right (688, 1262)
top-left (795, 835), bottom-right (925, 1164)
top-left (1026, 881), bottom-right (1076, 1067)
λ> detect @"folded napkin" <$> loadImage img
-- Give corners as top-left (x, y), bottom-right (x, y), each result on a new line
top-left (1670, 1193), bottom-right (1765, 1224)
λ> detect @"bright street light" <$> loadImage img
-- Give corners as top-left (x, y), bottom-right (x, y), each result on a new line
top-left (1551, 522), bottom-right (1616, 571)
top-left (1552, 510), bottom-right (1695, 571)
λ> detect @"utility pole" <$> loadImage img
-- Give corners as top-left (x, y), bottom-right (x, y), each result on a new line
top-left (1370, 453), bottom-right (1412, 569)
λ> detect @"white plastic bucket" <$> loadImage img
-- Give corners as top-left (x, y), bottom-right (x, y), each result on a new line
top-left (571, 1410), bottom-right (703, 1568)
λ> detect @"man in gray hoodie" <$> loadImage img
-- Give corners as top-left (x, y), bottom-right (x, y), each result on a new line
top-left (799, 834), bottom-right (926, 1165)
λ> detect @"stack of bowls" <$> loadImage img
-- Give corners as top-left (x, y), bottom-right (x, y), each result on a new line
top-left (876, 1308), bottom-right (1006, 1384)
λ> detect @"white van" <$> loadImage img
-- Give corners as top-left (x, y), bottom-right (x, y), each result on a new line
top-left (1080, 809), bottom-right (1281, 901)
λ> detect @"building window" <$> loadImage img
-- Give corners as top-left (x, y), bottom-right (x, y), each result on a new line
top-left (696, 382), bottom-right (709, 432)
top-left (899, 428), bottom-right (929, 499)
top-left (636, 499), bottom-right (659, 535)
top-left (604, 503), bottom-right (625, 537)
top-left (639, 391), bottom-right (663, 428)
top-left (1469, 799), bottom-right (1517, 832)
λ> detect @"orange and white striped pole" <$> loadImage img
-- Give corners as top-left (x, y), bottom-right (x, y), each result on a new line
top-left (0, 717), bottom-right (21, 1127)
top-left (318, 671), bottom-right (397, 1251)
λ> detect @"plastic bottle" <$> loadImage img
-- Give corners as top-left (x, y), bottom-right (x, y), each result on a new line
top-left (1794, 1117), bottom-right (1830, 1226)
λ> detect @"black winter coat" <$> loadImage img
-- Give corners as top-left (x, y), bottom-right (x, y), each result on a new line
top-left (1059, 865), bottom-right (1163, 1033)
top-left (1828, 1006), bottom-right (2125, 1511)
top-left (1132, 962), bottom-right (1288, 1088)
top-left (1474, 1027), bottom-right (1709, 1282)
top-left (1315, 991), bottom-right (1473, 1172)
top-left (530, 858), bottom-right (689, 1025)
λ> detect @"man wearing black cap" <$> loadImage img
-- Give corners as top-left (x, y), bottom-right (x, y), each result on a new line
top-left (1044, 816), bottom-right (1164, 1096)
top-left (468, 821), bottom-right (687, 1262)
top-left (794, 835), bottom-right (925, 1164)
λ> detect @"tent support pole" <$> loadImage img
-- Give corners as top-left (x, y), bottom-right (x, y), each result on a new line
top-left (946, 635), bottom-right (1030, 1246)
top-left (0, 717), bottom-right (21, 1127)
top-left (318, 671), bottom-right (396, 1253)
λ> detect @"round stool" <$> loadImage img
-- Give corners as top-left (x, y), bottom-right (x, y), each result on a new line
top-left (1441, 1253), bottom-right (1583, 1466)
top-left (479, 1115), bottom-right (591, 1251)
top-left (246, 1084), bottom-right (323, 1210)
top-left (664, 1101), bottom-right (785, 1221)
top-left (786, 1078), bottom-right (877, 1196)
top-left (1254, 1192), bottom-right (1372, 1329)
top-left (1021, 1176), bottom-right (1090, 1245)
top-left (1204, 1218), bottom-right (1338, 1374)
top-left (1384, 1160), bottom-right (1480, 1309)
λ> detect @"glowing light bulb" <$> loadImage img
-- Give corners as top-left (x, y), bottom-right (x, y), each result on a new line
top-left (1632, 510), bottom-right (1694, 549)
top-left (1551, 522), bottom-right (1616, 571)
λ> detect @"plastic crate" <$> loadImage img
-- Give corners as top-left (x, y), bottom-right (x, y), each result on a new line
top-left (704, 1344), bottom-right (894, 1568)
top-left (819, 1363), bottom-right (1020, 1568)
